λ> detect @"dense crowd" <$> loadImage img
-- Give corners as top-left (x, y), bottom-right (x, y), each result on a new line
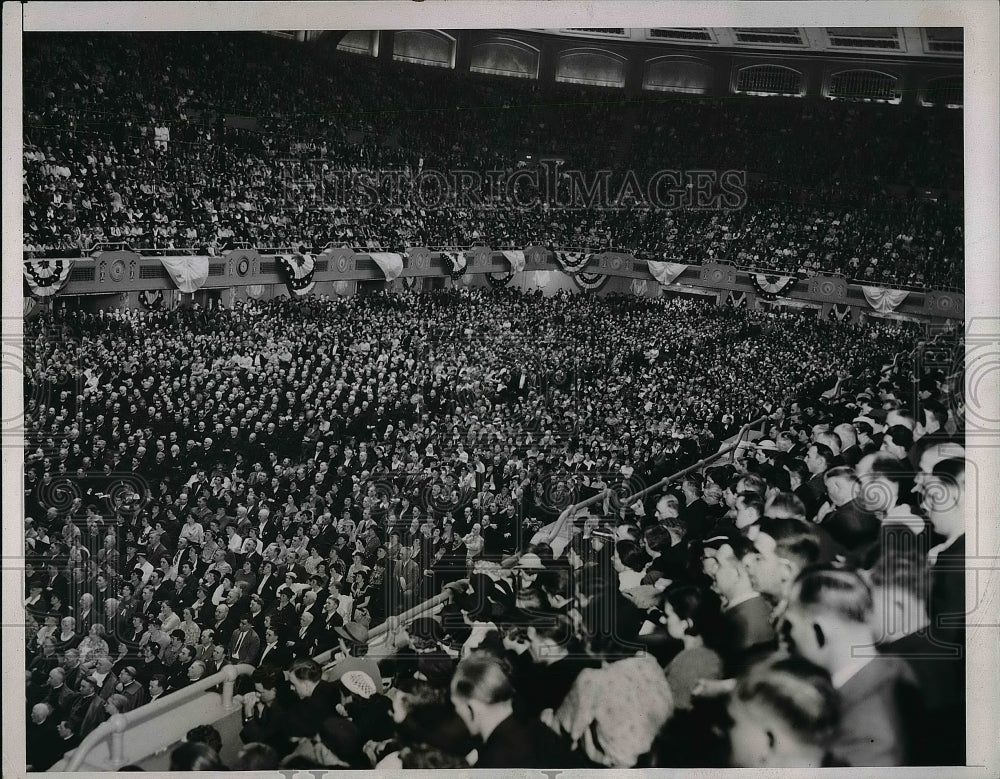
top-left (23, 32), bottom-right (964, 287)
top-left (21, 289), bottom-right (967, 769)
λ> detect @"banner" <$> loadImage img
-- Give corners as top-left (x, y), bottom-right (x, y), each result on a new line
top-left (554, 251), bottom-right (592, 274)
top-left (573, 270), bottom-right (608, 292)
top-left (487, 269), bottom-right (516, 288)
top-left (501, 249), bottom-right (526, 273)
top-left (277, 253), bottom-right (316, 296)
top-left (646, 260), bottom-right (688, 287)
top-left (630, 278), bottom-right (650, 297)
top-left (23, 257), bottom-right (74, 297)
top-left (727, 291), bottom-right (747, 308)
top-left (750, 273), bottom-right (796, 301)
top-left (370, 252), bottom-right (404, 282)
top-left (246, 284), bottom-right (266, 299)
top-left (160, 256), bottom-right (210, 293)
top-left (441, 251), bottom-right (467, 281)
top-left (862, 286), bottom-right (909, 315)
top-left (138, 289), bottom-right (164, 309)
top-left (24, 297), bottom-right (38, 318)
top-left (829, 303), bottom-right (852, 322)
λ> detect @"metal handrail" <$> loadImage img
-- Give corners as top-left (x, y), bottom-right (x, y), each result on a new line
top-left (313, 585), bottom-right (466, 667)
top-left (616, 414), bottom-right (770, 509)
top-left (64, 663), bottom-right (255, 771)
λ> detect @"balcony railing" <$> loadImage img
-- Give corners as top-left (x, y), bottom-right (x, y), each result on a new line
top-left (59, 663), bottom-right (255, 772)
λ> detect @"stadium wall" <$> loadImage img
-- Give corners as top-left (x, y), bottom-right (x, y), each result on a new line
top-left (24, 245), bottom-right (963, 324)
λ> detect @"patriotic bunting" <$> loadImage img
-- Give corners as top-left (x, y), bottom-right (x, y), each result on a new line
top-left (829, 303), bottom-right (852, 322)
top-left (862, 286), bottom-right (908, 315)
top-left (750, 273), bottom-right (796, 301)
top-left (441, 251), bottom-right (468, 281)
top-left (554, 251), bottom-right (592, 274)
top-left (369, 252), bottom-right (404, 282)
top-left (646, 260), bottom-right (688, 287)
top-left (23, 257), bottom-right (74, 297)
top-left (160, 256), bottom-right (210, 293)
top-left (277, 252), bottom-right (316, 296)
top-left (573, 270), bottom-right (608, 292)
top-left (487, 269), bottom-right (516, 288)
top-left (727, 291), bottom-right (747, 308)
top-left (138, 289), bottom-right (164, 309)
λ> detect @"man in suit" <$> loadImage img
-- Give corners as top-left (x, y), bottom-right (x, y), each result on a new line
top-left (923, 457), bottom-right (966, 760)
top-left (799, 444), bottom-right (834, 521)
top-left (117, 666), bottom-right (149, 712)
top-left (68, 676), bottom-right (107, 740)
top-left (783, 565), bottom-right (915, 766)
top-left (290, 612), bottom-right (318, 659)
top-left (869, 548), bottom-right (962, 765)
top-left (147, 674), bottom-right (168, 705)
top-left (817, 466), bottom-right (881, 555)
top-left (27, 702), bottom-right (63, 772)
top-left (45, 667), bottom-right (78, 722)
top-left (701, 534), bottom-right (776, 678)
top-left (257, 626), bottom-right (292, 670)
top-left (228, 615), bottom-right (262, 665)
top-left (90, 653), bottom-right (119, 701)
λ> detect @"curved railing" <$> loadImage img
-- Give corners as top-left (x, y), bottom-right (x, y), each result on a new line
top-left (59, 663), bottom-right (255, 772)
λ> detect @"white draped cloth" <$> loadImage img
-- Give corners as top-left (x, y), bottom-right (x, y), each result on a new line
top-left (646, 261), bottom-right (688, 287)
top-left (369, 252), bottom-right (404, 281)
top-left (862, 286), bottom-right (909, 314)
top-left (160, 256), bottom-right (210, 293)
top-left (501, 249), bottom-right (526, 273)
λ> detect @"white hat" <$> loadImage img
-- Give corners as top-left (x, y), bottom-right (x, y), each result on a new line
top-left (341, 670), bottom-right (377, 699)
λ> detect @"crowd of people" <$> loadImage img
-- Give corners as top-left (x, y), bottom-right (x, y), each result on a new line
top-left (21, 286), bottom-right (966, 769)
top-left (23, 32), bottom-right (964, 287)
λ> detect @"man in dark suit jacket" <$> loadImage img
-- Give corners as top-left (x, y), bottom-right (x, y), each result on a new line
top-left (68, 676), bottom-right (107, 740)
top-left (818, 467), bottom-right (881, 554)
top-left (702, 535), bottom-right (777, 678)
top-left (784, 565), bottom-right (913, 766)
top-left (45, 667), bottom-right (79, 722)
top-left (117, 666), bottom-right (149, 712)
top-left (27, 703), bottom-right (63, 772)
top-left (228, 615), bottom-right (262, 665)
top-left (289, 612), bottom-right (319, 659)
top-left (257, 626), bottom-right (293, 670)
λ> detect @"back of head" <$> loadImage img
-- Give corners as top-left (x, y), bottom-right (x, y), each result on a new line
top-left (169, 741), bottom-right (224, 771)
top-left (234, 742), bottom-right (280, 770)
top-left (793, 564), bottom-right (872, 625)
top-left (185, 724), bottom-right (223, 754)
top-left (289, 657), bottom-right (323, 683)
top-left (735, 655), bottom-right (840, 748)
top-left (755, 516), bottom-right (821, 570)
top-left (764, 492), bottom-right (807, 521)
top-left (450, 651), bottom-right (513, 705)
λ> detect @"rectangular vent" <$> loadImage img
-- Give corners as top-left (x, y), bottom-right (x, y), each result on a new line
top-left (355, 257), bottom-right (377, 272)
top-left (828, 28), bottom-right (900, 50)
top-left (260, 261), bottom-right (276, 274)
top-left (314, 260), bottom-right (329, 272)
top-left (69, 266), bottom-right (95, 282)
top-left (734, 28), bottom-right (803, 46)
top-left (208, 263), bottom-right (226, 276)
top-left (139, 264), bottom-right (168, 279)
top-left (566, 28), bottom-right (626, 36)
top-left (649, 28), bottom-right (713, 42)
